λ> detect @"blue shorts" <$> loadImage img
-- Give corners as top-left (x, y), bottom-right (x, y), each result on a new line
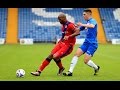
top-left (79, 41), bottom-right (98, 56)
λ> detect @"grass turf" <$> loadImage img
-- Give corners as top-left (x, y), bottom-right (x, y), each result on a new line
top-left (0, 43), bottom-right (120, 81)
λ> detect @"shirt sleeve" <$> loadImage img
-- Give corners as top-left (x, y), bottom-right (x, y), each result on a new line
top-left (79, 26), bottom-right (85, 31)
top-left (90, 19), bottom-right (97, 25)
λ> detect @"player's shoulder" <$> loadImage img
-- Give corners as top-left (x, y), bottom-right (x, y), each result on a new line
top-left (68, 22), bottom-right (75, 26)
top-left (68, 22), bottom-right (76, 29)
top-left (90, 18), bottom-right (96, 22)
top-left (90, 18), bottom-right (97, 24)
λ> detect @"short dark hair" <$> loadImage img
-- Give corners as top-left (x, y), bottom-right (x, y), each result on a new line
top-left (83, 9), bottom-right (92, 13)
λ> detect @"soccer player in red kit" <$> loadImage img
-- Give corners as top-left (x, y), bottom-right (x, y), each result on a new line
top-left (31, 13), bottom-right (80, 76)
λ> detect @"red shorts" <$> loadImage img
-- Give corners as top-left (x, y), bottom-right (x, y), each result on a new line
top-left (51, 42), bottom-right (74, 59)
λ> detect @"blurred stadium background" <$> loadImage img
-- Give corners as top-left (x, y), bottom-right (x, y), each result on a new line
top-left (0, 8), bottom-right (120, 81)
top-left (1, 8), bottom-right (120, 44)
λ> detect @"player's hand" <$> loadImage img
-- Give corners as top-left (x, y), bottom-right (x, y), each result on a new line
top-left (76, 22), bottom-right (83, 26)
top-left (64, 36), bottom-right (69, 40)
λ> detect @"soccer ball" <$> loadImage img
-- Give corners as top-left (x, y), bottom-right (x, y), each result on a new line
top-left (16, 69), bottom-right (25, 77)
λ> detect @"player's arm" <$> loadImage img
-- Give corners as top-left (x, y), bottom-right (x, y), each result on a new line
top-left (77, 22), bottom-right (95, 28)
top-left (64, 25), bottom-right (80, 40)
top-left (79, 26), bottom-right (85, 31)
top-left (76, 23), bottom-right (85, 31)
top-left (69, 27), bottom-right (80, 38)
top-left (77, 20), bottom-right (97, 28)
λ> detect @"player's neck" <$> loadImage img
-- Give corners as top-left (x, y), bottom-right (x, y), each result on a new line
top-left (63, 20), bottom-right (69, 25)
top-left (87, 17), bottom-right (92, 21)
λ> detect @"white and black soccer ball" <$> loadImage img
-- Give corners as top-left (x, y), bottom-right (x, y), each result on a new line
top-left (16, 69), bottom-right (25, 77)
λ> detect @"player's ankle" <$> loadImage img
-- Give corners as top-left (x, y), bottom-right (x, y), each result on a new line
top-left (37, 70), bottom-right (41, 73)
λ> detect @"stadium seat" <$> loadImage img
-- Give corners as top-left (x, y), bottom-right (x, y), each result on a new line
top-left (18, 8), bottom-right (87, 42)
top-left (0, 8), bottom-right (7, 38)
top-left (99, 8), bottom-right (120, 41)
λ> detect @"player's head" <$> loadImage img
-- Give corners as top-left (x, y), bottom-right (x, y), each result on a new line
top-left (58, 13), bottom-right (67, 24)
top-left (83, 9), bottom-right (92, 20)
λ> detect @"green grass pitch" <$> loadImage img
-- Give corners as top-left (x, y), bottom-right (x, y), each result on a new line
top-left (0, 43), bottom-right (120, 81)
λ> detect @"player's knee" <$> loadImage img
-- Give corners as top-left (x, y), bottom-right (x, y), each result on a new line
top-left (46, 57), bottom-right (52, 62)
top-left (53, 58), bottom-right (61, 63)
top-left (47, 54), bottom-right (53, 59)
top-left (74, 52), bottom-right (82, 57)
top-left (74, 53), bottom-right (80, 57)
top-left (74, 49), bottom-right (83, 57)
top-left (53, 54), bottom-right (59, 60)
top-left (46, 55), bottom-right (53, 62)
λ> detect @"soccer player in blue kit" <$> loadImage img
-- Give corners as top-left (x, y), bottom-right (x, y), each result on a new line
top-left (63, 9), bottom-right (100, 76)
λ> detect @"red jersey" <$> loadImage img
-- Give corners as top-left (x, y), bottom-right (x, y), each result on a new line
top-left (60, 21), bottom-right (76, 46)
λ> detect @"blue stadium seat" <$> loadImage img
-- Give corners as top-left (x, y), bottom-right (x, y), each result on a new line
top-left (99, 8), bottom-right (120, 41)
top-left (18, 8), bottom-right (87, 42)
top-left (0, 8), bottom-right (7, 38)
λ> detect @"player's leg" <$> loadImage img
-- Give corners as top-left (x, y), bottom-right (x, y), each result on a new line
top-left (31, 54), bottom-right (53, 76)
top-left (31, 43), bottom-right (61, 76)
top-left (84, 44), bottom-right (100, 75)
top-left (63, 42), bottom-right (88, 76)
top-left (53, 59), bottom-right (65, 75)
top-left (38, 43), bottom-right (61, 73)
top-left (63, 48), bottom-right (84, 76)
top-left (53, 44), bottom-right (73, 75)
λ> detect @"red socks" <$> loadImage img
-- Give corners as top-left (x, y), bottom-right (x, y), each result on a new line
top-left (38, 58), bottom-right (63, 72)
top-left (39, 59), bottom-right (50, 71)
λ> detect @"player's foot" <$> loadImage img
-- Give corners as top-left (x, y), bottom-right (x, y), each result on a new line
top-left (63, 71), bottom-right (72, 76)
top-left (57, 67), bottom-right (65, 75)
top-left (94, 66), bottom-right (100, 75)
top-left (31, 70), bottom-right (41, 76)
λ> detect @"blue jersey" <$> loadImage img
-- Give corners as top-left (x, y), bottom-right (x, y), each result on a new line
top-left (80, 18), bottom-right (98, 44)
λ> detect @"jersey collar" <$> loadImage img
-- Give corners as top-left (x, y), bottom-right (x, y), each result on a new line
top-left (63, 21), bottom-right (69, 25)
top-left (87, 18), bottom-right (92, 22)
